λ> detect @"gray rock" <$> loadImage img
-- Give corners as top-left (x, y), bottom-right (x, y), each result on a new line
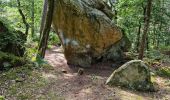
top-left (106, 60), bottom-right (155, 91)
top-left (52, 0), bottom-right (130, 67)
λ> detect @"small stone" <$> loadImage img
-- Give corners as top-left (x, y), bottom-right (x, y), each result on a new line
top-left (78, 68), bottom-right (84, 75)
top-left (61, 69), bottom-right (67, 73)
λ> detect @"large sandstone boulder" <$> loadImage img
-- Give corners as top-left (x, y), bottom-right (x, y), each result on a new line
top-left (52, 0), bottom-right (130, 67)
top-left (106, 60), bottom-right (154, 91)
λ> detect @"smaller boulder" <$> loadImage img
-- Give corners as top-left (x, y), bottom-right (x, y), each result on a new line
top-left (106, 60), bottom-right (154, 91)
top-left (0, 20), bottom-right (26, 56)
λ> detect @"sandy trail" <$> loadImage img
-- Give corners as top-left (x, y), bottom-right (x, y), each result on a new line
top-left (44, 46), bottom-right (170, 100)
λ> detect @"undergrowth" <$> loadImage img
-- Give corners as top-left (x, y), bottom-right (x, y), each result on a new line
top-left (0, 51), bottom-right (27, 71)
top-left (157, 67), bottom-right (170, 78)
top-left (0, 62), bottom-right (53, 100)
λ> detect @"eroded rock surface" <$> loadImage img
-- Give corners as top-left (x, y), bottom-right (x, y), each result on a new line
top-left (52, 0), bottom-right (130, 67)
top-left (106, 60), bottom-right (154, 91)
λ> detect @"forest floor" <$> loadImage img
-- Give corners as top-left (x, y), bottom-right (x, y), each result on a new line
top-left (0, 46), bottom-right (170, 100)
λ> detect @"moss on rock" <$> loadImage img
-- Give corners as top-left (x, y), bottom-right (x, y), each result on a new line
top-left (0, 51), bottom-right (27, 71)
top-left (0, 18), bottom-right (26, 57)
top-left (157, 67), bottom-right (170, 78)
top-left (106, 60), bottom-right (155, 91)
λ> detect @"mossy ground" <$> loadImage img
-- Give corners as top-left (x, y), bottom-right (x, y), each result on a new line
top-left (0, 63), bottom-right (63, 100)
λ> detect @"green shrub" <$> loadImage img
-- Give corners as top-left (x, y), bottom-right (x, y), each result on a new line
top-left (0, 51), bottom-right (27, 71)
top-left (48, 32), bottom-right (60, 45)
top-left (157, 67), bottom-right (170, 78)
top-left (0, 96), bottom-right (5, 100)
top-left (146, 50), bottom-right (164, 60)
top-left (0, 18), bottom-right (26, 56)
top-left (159, 45), bottom-right (170, 51)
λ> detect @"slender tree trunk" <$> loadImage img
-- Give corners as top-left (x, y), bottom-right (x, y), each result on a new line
top-left (17, 0), bottom-right (29, 38)
top-left (31, 0), bottom-right (35, 38)
top-left (40, 0), bottom-right (48, 38)
top-left (153, 22), bottom-right (156, 47)
top-left (138, 0), bottom-right (153, 59)
top-left (156, 36), bottom-right (160, 49)
top-left (156, 0), bottom-right (163, 49)
top-left (156, 23), bottom-right (162, 49)
top-left (37, 0), bottom-right (54, 58)
top-left (146, 34), bottom-right (149, 50)
top-left (136, 22), bottom-right (141, 52)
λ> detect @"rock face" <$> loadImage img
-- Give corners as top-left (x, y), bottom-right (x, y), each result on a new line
top-left (52, 0), bottom-right (130, 67)
top-left (106, 60), bottom-right (154, 91)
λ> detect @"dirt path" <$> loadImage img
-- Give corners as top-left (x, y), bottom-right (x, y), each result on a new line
top-left (0, 46), bottom-right (169, 100)
top-left (44, 46), bottom-right (170, 100)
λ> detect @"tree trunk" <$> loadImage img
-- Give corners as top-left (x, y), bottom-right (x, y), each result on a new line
top-left (136, 22), bottom-right (141, 52)
top-left (37, 0), bottom-right (54, 58)
top-left (17, 0), bottom-right (29, 38)
top-left (146, 34), bottom-right (149, 50)
top-left (153, 22), bottom-right (156, 47)
top-left (31, 0), bottom-right (35, 38)
top-left (138, 0), bottom-right (153, 60)
top-left (156, 23), bottom-right (162, 49)
top-left (40, 0), bottom-right (48, 38)
top-left (156, 0), bottom-right (163, 49)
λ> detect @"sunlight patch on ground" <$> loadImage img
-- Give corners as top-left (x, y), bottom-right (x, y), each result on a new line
top-left (63, 73), bottom-right (77, 79)
top-left (116, 88), bottom-right (151, 100)
top-left (52, 47), bottom-right (63, 53)
top-left (42, 72), bottom-right (57, 80)
top-left (74, 88), bottom-right (93, 99)
top-left (81, 88), bottom-right (92, 93)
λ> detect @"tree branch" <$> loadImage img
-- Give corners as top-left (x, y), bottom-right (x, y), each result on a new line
top-left (16, 0), bottom-right (29, 37)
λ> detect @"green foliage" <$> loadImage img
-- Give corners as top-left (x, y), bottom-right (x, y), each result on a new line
top-left (0, 18), bottom-right (26, 56)
top-left (116, 0), bottom-right (144, 39)
top-left (159, 45), bottom-right (170, 51)
top-left (24, 41), bottom-right (38, 59)
top-left (35, 54), bottom-right (48, 65)
top-left (146, 50), bottom-right (163, 60)
top-left (0, 50), bottom-right (48, 71)
top-left (48, 32), bottom-right (60, 45)
top-left (24, 41), bottom-right (49, 69)
top-left (0, 0), bottom-right (43, 41)
top-left (0, 51), bottom-right (27, 71)
top-left (157, 67), bottom-right (170, 78)
top-left (116, 0), bottom-right (170, 52)
top-left (0, 96), bottom-right (5, 100)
